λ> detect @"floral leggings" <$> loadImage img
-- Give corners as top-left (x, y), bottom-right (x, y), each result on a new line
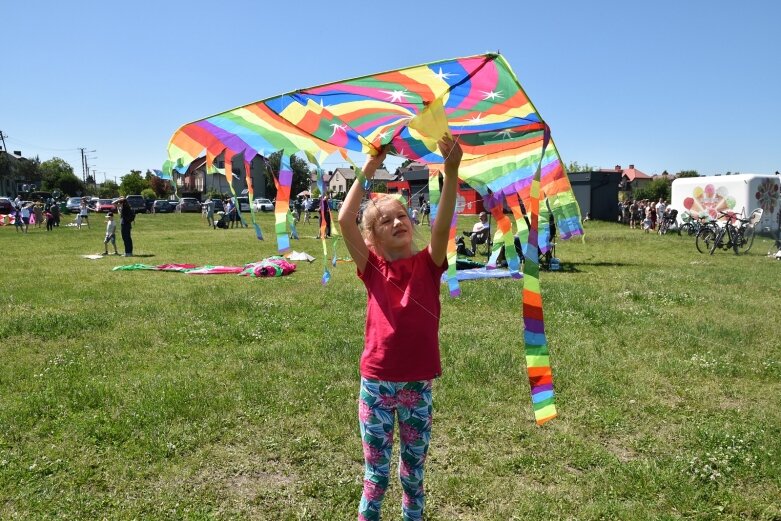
top-left (358, 377), bottom-right (433, 521)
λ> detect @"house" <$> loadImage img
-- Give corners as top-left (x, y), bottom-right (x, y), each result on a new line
top-left (0, 150), bottom-right (29, 198)
top-left (328, 167), bottom-right (393, 196)
top-left (308, 170), bottom-right (333, 193)
top-left (615, 164), bottom-right (653, 192)
top-left (388, 162), bottom-right (484, 214)
top-left (178, 155), bottom-right (270, 199)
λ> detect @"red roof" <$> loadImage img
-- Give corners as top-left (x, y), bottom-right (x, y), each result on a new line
top-left (623, 166), bottom-right (653, 181)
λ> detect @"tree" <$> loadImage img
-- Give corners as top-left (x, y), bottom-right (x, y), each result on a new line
top-left (141, 188), bottom-right (156, 201)
top-left (566, 161), bottom-right (595, 173)
top-left (149, 176), bottom-right (172, 198)
top-left (119, 170), bottom-right (148, 195)
top-left (633, 177), bottom-right (671, 201)
top-left (262, 152), bottom-right (311, 199)
top-left (40, 157), bottom-right (85, 196)
top-left (98, 180), bottom-right (120, 198)
top-left (18, 156), bottom-right (42, 186)
top-left (676, 170), bottom-right (699, 178)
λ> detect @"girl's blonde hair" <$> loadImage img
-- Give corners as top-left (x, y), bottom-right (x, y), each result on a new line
top-left (360, 195), bottom-right (421, 255)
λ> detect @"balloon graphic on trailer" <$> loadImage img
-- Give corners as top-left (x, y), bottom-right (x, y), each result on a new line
top-left (164, 53), bottom-right (584, 425)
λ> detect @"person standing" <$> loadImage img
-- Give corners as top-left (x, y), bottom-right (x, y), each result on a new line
top-left (102, 212), bottom-right (119, 255)
top-left (338, 136), bottom-right (462, 520)
top-left (33, 202), bottom-right (44, 228)
top-left (79, 198), bottom-right (91, 228)
top-left (117, 198), bottom-right (134, 256)
top-left (204, 198), bottom-right (215, 228)
top-left (655, 198), bottom-right (666, 230)
top-left (321, 195), bottom-right (332, 237)
top-left (20, 203), bottom-right (32, 233)
top-left (51, 201), bottom-right (61, 227)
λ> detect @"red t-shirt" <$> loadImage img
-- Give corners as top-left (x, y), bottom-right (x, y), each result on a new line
top-left (358, 248), bottom-right (447, 381)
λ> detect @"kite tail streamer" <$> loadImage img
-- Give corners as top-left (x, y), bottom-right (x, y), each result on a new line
top-left (223, 150), bottom-right (247, 228)
top-left (426, 167), bottom-right (459, 296)
top-left (506, 192), bottom-right (530, 258)
top-left (489, 203), bottom-right (521, 277)
top-left (243, 155), bottom-right (263, 240)
top-left (523, 130), bottom-right (556, 426)
top-left (305, 151), bottom-right (332, 285)
top-left (427, 168), bottom-right (441, 222)
top-left (271, 154), bottom-right (294, 252)
top-left (445, 210), bottom-right (460, 296)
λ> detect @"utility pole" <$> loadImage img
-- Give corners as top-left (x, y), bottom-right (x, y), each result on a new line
top-left (0, 130), bottom-right (7, 152)
top-left (79, 148), bottom-right (87, 183)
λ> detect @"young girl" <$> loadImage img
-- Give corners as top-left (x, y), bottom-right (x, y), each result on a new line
top-left (338, 136), bottom-right (461, 520)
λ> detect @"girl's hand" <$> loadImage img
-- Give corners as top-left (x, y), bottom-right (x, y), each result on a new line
top-left (362, 146), bottom-right (388, 180)
top-left (438, 136), bottom-right (462, 176)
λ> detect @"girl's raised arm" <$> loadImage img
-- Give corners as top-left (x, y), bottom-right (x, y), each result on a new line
top-left (429, 137), bottom-right (462, 266)
top-left (338, 148), bottom-right (387, 274)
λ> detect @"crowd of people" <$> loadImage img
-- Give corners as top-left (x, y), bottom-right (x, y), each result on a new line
top-left (5, 196), bottom-right (61, 233)
top-left (4, 196), bottom-right (136, 256)
top-left (618, 197), bottom-right (675, 233)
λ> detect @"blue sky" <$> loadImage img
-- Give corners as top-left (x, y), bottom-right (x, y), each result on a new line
top-left (3, 0), bottom-right (779, 184)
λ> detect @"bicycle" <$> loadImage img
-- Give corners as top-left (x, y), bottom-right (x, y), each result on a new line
top-left (658, 209), bottom-right (678, 235)
top-left (694, 217), bottom-right (723, 253)
top-left (705, 209), bottom-right (762, 255)
top-left (679, 211), bottom-right (702, 236)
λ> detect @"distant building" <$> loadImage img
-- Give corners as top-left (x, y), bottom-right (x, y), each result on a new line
top-left (567, 171), bottom-right (622, 221)
top-left (178, 155), bottom-right (269, 199)
top-left (329, 167), bottom-right (393, 195)
top-left (616, 164), bottom-right (653, 192)
top-left (567, 164), bottom-right (657, 221)
top-left (0, 150), bottom-right (28, 198)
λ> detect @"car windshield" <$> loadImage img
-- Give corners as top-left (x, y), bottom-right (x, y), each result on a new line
top-left (99, 199), bottom-right (112, 204)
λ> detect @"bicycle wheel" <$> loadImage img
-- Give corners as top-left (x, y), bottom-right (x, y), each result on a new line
top-left (708, 228), bottom-right (723, 255)
top-left (737, 226), bottom-right (755, 254)
top-left (696, 228), bottom-right (716, 254)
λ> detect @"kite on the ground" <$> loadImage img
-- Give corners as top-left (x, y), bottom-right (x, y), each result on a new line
top-left (164, 53), bottom-right (583, 425)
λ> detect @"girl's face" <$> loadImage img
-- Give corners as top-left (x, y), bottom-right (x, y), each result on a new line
top-left (371, 200), bottom-right (413, 255)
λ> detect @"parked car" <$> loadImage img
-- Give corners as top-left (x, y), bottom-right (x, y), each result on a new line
top-left (65, 197), bottom-right (84, 214)
top-left (125, 195), bottom-right (147, 214)
top-left (94, 199), bottom-right (116, 213)
top-left (177, 197), bottom-right (201, 213)
top-left (254, 198), bottom-right (274, 212)
top-left (152, 199), bottom-right (172, 213)
top-left (236, 196), bottom-right (251, 212)
top-left (0, 197), bottom-right (12, 215)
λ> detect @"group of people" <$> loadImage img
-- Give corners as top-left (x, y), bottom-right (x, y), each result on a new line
top-left (409, 198), bottom-right (431, 226)
top-left (5, 195), bottom-right (135, 256)
top-left (6, 197), bottom-right (61, 233)
top-left (619, 197), bottom-right (672, 233)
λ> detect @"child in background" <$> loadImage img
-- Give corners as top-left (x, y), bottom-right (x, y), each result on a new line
top-left (45, 208), bottom-right (54, 231)
top-left (643, 206), bottom-right (653, 233)
top-left (338, 136), bottom-right (462, 521)
top-left (102, 212), bottom-right (119, 255)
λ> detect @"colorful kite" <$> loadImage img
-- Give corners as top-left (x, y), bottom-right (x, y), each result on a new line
top-left (165, 53), bottom-right (583, 424)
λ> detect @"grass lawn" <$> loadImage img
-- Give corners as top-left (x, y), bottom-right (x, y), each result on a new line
top-left (1, 212), bottom-right (780, 520)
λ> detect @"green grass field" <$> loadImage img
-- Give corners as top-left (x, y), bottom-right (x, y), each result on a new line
top-left (1, 212), bottom-right (779, 520)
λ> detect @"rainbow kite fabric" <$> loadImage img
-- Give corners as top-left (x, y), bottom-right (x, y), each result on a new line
top-left (165, 53), bottom-right (583, 424)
